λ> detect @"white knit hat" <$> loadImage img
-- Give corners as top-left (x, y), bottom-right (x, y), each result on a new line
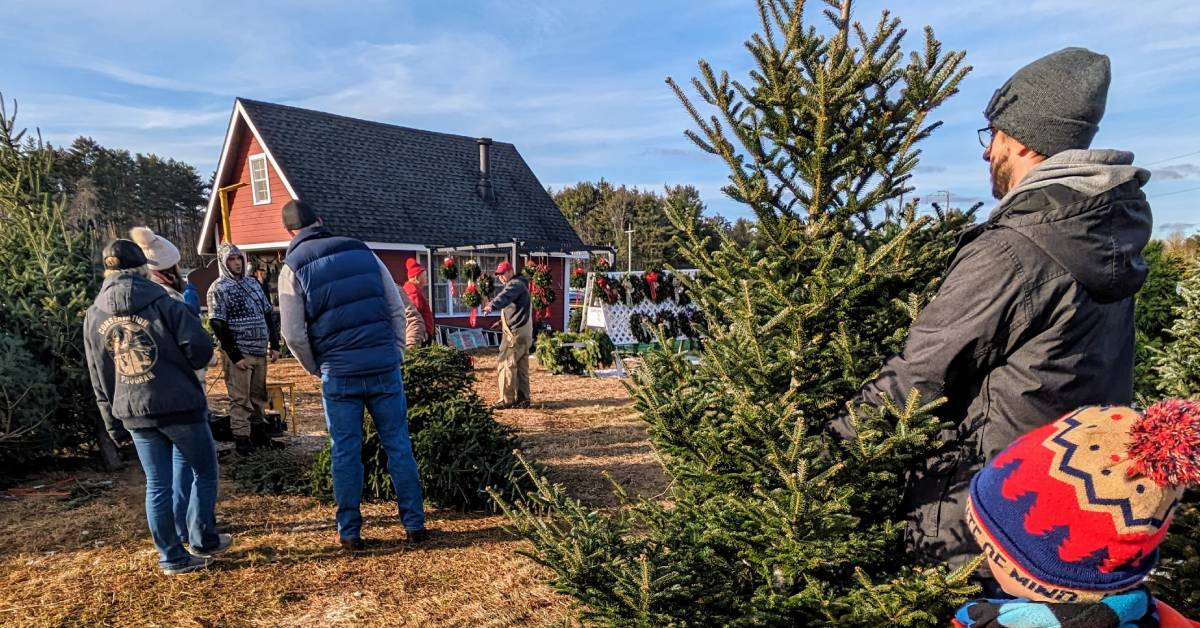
top-left (129, 226), bottom-right (181, 271)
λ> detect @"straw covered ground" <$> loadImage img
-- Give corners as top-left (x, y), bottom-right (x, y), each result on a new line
top-left (0, 352), bottom-right (665, 627)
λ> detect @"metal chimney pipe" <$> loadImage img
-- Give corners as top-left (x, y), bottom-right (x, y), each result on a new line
top-left (477, 137), bottom-right (492, 177)
top-left (476, 137), bottom-right (496, 203)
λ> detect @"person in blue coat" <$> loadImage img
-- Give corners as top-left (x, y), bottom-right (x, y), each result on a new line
top-left (277, 200), bottom-right (428, 550)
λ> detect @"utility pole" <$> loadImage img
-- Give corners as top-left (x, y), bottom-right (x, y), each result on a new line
top-left (936, 189), bottom-right (951, 213)
top-left (624, 226), bottom-right (635, 272)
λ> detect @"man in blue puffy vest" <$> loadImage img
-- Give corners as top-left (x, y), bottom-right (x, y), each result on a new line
top-left (277, 200), bottom-right (428, 549)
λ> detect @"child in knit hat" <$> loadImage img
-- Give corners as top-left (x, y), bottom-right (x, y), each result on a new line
top-left (953, 400), bottom-right (1200, 628)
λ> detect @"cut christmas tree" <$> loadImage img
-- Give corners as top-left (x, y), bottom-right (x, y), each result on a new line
top-left (494, 1), bottom-right (981, 624)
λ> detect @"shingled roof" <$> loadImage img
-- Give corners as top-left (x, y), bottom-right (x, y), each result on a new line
top-left (234, 98), bottom-right (586, 252)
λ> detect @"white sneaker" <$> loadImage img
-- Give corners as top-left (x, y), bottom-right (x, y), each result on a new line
top-left (187, 533), bottom-right (234, 559)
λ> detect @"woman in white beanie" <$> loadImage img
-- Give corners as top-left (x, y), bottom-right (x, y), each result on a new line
top-left (130, 226), bottom-right (218, 547)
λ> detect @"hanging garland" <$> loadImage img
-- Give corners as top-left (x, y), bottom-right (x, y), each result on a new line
top-left (628, 312), bottom-right (652, 344)
top-left (462, 259), bottom-right (482, 281)
top-left (622, 273), bottom-right (645, 305)
top-left (570, 266), bottom-right (587, 289)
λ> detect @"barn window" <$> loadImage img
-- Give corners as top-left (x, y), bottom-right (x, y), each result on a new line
top-left (433, 253), bottom-right (509, 317)
top-left (249, 154), bottom-right (270, 205)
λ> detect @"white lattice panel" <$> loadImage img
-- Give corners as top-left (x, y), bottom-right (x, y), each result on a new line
top-left (583, 270), bottom-right (698, 345)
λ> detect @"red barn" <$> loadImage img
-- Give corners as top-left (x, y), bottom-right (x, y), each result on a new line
top-left (194, 98), bottom-right (601, 335)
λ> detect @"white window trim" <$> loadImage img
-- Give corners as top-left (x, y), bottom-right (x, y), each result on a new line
top-left (249, 154), bottom-right (271, 205)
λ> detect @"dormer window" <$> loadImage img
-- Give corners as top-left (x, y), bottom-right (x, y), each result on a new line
top-left (249, 154), bottom-right (270, 205)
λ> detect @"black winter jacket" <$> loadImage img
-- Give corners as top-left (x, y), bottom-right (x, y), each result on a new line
top-left (835, 149), bottom-right (1152, 568)
top-left (84, 273), bottom-right (214, 442)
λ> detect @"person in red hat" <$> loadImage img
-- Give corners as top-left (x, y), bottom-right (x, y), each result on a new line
top-left (482, 260), bottom-right (532, 409)
top-left (403, 258), bottom-right (435, 348)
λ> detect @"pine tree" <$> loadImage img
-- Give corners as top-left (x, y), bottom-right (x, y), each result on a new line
top-left (496, 1), bottom-right (977, 624)
top-left (0, 96), bottom-right (114, 467)
top-left (1147, 256), bottom-right (1200, 615)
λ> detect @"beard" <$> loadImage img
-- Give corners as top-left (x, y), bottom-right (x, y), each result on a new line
top-left (990, 152), bottom-right (1013, 200)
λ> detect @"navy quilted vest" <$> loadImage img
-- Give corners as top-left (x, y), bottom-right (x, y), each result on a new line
top-left (285, 225), bottom-right (400, 377)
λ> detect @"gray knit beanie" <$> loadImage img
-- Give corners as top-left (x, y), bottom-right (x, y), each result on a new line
top-left (984, 47), bottom-right (1111, 157)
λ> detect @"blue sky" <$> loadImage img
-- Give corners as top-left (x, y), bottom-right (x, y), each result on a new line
top-left (1, 0), bottom-right (1197, 235)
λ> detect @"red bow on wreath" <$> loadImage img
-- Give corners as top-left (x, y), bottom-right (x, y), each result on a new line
top-left (644, 271), bottom-right (659, 302)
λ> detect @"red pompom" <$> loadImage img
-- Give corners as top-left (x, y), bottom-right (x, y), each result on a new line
top-left (1128, 399), bottom-right (1200, 488)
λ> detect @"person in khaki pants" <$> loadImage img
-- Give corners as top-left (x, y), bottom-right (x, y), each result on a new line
top-left (207, 243), bottom-right (279, 453)
top-left (482, 261), bottom-right (532, 409)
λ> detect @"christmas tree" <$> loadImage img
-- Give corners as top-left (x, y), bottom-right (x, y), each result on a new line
top-left (0, 96), bottom-right (111, 468)
top-left (495, 1), bottom-right (980, 624)
top-left (1148, 256), bottom-right (1200, 614)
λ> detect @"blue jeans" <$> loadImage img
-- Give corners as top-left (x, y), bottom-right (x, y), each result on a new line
top-left (321, 367), bottom-right (426, 539)
top-left (129, 421), bottom-right (220, 569)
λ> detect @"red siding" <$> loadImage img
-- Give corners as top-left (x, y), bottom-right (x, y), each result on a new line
top-left (225, 131), bottom-right (294, 247)
top-left (378, 250), bottom-right (419, 284)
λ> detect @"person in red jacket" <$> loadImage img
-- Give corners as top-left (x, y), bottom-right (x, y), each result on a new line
top-left (403, 259), bottom-right (435, 347)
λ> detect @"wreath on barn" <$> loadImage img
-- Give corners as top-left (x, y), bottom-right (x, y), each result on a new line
top-left (570, 267), bottom-right (587, 289)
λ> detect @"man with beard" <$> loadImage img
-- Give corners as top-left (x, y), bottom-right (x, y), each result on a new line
top-left (831, 48), bottom-right (1153, 581)
top-left (208, 242), bottom-right (280, 454)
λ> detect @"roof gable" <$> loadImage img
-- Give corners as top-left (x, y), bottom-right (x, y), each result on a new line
top-left (229, 98), bottom-right (586, 252)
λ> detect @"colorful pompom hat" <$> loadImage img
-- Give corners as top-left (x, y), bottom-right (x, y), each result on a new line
top-left (967, 400), bottom-right (1200, 602)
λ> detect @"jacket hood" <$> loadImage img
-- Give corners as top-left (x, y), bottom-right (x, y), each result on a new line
top-left (96, 273), bottom-right (168, 316)
top-left (217, 243), bottom-right (246, 281)
top-left (989, 149), bottom-right (1152, 303)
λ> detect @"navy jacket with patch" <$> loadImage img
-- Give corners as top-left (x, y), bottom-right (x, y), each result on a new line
top-left (84, 273), bottom-right (214, 441)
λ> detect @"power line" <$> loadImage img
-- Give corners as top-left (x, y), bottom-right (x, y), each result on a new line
top-left (1148, 185), bottom-right (1200, 199)
top-left (1145, 149), bottom-right (1200, 167)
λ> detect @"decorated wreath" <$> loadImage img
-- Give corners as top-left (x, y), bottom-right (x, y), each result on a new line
top-left (628, 312), bottom-right (652, 344)
top-left (462, 259), bottom-right (482, 281)
top-left (460, 282), bottom-right (482, 308)
top-left (522, 259), bottom-right (538, 278)
top-left (653, 310), bottom-right (678, 338)
top-left (477, 273), bottom-right (496, 297)
top-left (440, 257), bottom-right (458, 281)
top-left (533, 263), bottom-right (553, 289)
top-left (644, 269), bottom-right (673, 304)
top-left (593, 256), bottom-right (611, 273)
top-left (622, 273), bottom-right (645, 305)
top-left (531, 285), bottom-right (557, 315)
top-left (676, 310), bottom-right (694, 339)
top-left (675, 279), bottom-right (691, 307)
top-left (569, 266), bottom-right (587, 289)
top-left (594, 275), bottom-right (619, 305)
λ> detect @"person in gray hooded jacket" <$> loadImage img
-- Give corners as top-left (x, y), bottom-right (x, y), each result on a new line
top-left (207, 242), bottom-right (279, 452)
top-left (831, 47), bottom-right (1153, 573)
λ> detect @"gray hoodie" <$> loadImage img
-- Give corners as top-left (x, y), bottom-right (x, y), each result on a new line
top-left (838, 148), bottom-right (1152, 568)
top-left (206, 243), bottom-right (275, 361)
